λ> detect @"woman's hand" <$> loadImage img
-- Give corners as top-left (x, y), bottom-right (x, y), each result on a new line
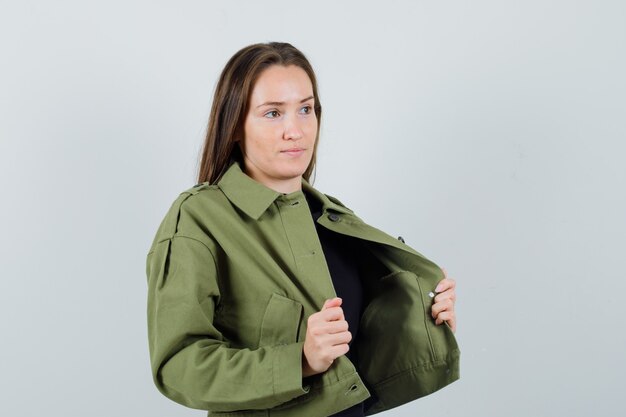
top-left (302, 297), bottom-right (352, 377)
top-left (431, 267), bottom-right (457, 333)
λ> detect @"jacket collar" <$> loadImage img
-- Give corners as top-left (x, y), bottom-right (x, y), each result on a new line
top-left (301, 179), bottom-right (354, 216)
top-left (217, 160), bottom-right (353, 220)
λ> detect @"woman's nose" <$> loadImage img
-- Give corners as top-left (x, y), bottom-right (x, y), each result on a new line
top-left (283, 114), bottom-right (303, 140)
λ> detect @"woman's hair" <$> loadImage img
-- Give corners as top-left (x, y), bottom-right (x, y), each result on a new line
top-left (197, 41), bottom-right (323, 185)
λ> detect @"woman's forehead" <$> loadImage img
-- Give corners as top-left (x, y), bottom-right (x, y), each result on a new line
top-left (250, 65), bottom-right (314, 106)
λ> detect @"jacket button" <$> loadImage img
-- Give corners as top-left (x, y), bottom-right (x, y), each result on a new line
top-left (397, 236), bottom-right (405, 243)
top-left (328, 213), bottom-right (340, 222)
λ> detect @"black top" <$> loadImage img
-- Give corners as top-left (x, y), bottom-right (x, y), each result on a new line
top-left (304, 191), bottom-right (366, 417)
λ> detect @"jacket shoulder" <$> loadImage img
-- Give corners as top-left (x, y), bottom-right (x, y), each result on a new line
top-left (147, 183), bottom-right (222, 253)
top-left (184, 181), bottom-right (216, 195)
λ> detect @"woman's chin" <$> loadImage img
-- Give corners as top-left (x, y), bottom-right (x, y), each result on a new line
top-left (278, 161), bottom-right (310, 178)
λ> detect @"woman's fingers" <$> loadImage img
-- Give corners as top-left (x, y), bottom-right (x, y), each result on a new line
top-left (431, 268), bottom-right (457, 333)
top-left (434, 311), bottom-right (456, 332)
top-left (434, 287), bottom-right (456, 303)
top-left (435, 276), bottom-right (456, 293)
top-left (431, 298), bottom-right (454, 319)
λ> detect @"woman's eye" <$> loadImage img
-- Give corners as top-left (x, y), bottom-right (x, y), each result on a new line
top-left (300, 106), bottom-right (312, 114)
top-left (265, 110), bottom-right (279, 118)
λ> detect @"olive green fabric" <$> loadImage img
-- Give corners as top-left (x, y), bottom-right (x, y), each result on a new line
top-left (146, 160), bottom-right (460, 416)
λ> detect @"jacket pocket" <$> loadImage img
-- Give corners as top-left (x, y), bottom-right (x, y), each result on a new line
top-left (258, 293), bottom-right (304, 347)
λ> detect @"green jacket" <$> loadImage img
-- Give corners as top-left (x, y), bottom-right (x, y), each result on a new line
top-left (145, 160), bottom-right (460, 417)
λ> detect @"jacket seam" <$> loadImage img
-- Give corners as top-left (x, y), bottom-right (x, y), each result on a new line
top-left (152, 234), bottom-right (222, 301)
top-left (274, 202), bottom-right (300, 273)
top-left (170, 234), bottom-right (221, 280)
top-left (414, 274), bottom-right (437, 359)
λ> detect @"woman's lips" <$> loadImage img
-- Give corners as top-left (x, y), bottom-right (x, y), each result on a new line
top-left (281, 148), bottom-right (305, 156)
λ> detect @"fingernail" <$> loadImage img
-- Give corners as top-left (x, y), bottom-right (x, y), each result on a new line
top-left (435, 284), bottom-right (443, 293)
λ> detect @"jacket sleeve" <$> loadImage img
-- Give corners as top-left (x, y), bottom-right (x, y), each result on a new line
top-left (146, 234), bottom-right (310, 412)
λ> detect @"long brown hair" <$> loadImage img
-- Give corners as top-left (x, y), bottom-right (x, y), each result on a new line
top-left (196, 42), bottom-right (323, 185)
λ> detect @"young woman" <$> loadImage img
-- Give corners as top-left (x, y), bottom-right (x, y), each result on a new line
top-left (146, 42), bottom-right (459, 417)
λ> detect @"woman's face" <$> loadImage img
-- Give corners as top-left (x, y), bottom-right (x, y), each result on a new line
top-left (239, 64), bottom-right (318, 193)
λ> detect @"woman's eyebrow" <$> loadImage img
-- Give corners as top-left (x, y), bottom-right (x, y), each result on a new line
top-left (256, 95), bottom-right (314, 108)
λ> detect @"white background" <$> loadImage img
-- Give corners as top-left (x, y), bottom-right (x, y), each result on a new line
top-left (1, 1), bottom-right (624, 416)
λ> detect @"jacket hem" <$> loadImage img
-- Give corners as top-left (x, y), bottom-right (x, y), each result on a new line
top-left (208, 370), bottom-right (371, 417)
top-left (364, 349), bottom-right (461, 416)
